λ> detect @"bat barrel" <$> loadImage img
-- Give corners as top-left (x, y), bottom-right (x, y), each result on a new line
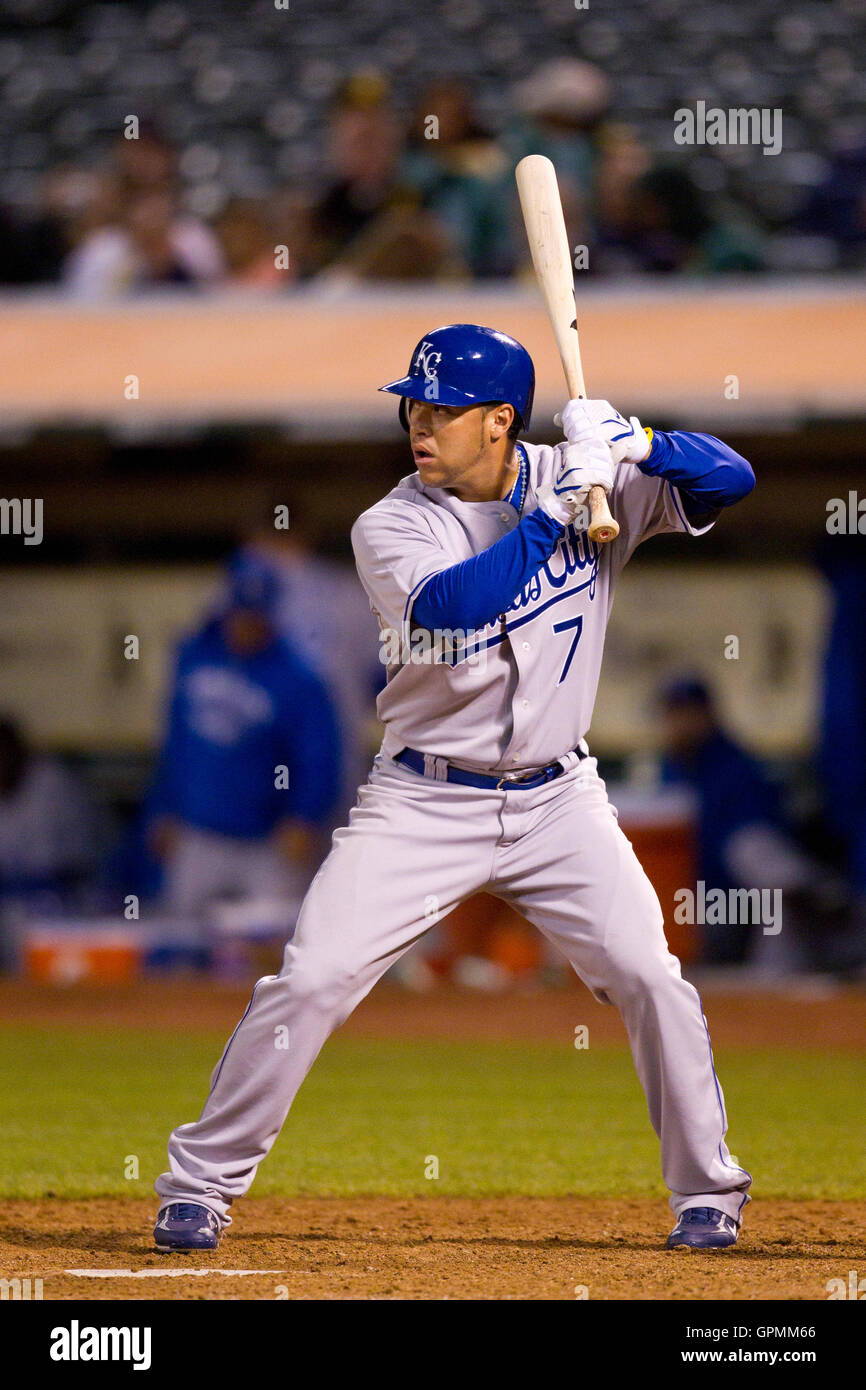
top-left (515, 156), bottom-right (620, 544)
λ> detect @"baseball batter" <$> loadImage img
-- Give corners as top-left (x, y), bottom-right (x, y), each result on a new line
top-left (154, 324), bottom-right (755, 1255)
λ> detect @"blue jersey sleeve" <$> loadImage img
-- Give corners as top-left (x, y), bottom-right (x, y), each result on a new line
top-left (412, 506), bottom-right (564, 632)
top-left (638, 430), bottom-right (755, 515)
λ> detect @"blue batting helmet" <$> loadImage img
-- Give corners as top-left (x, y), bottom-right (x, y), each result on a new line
top-left (379, 324), bottom-right (535, 432)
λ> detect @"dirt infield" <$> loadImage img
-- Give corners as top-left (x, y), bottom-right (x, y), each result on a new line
top-left (1, 976), bottom-right (865, 1049)
top-left (2, 1196), bottom-right (863, 1301)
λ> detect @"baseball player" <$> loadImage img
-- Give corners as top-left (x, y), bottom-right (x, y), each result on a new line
top-left (154, 323), bottom-right (755, 1255)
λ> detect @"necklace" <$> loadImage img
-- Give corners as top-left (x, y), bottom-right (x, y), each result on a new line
top-left (505, 447), bottom-right (527, 519)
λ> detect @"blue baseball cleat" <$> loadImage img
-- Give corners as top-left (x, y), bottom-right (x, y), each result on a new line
top-left (154, 1202), bottom-right (221, 1252)
top-left (666, 1207), bottom-right (739, 1250)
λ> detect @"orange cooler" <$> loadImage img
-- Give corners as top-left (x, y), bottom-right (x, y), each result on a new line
top-left (22, 925), bottom-right (142, 985)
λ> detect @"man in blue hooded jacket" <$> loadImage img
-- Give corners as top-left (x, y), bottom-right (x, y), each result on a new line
top-left (148, 553), bottom-right (340, 917)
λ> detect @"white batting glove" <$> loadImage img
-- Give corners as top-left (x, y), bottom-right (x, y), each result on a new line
top-left (557, 398), bottom-right (651, 466)
top-left (536, 437), bottom-right (614, 526)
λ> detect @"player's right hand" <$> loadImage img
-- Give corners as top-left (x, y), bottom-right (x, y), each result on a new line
top-left (557, 398), bottom-right (651, 466)
top-left (536, 437), bottom-right (614, 526)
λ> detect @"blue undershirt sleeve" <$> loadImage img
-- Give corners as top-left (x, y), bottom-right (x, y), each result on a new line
top-left (638, 430), bottom-right (755, 515)
top-left (413, 506), bottom-right (564, 632)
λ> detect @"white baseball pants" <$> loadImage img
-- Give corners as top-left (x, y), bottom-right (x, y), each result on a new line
top-left (156, 753), bottom-right (752, 1227)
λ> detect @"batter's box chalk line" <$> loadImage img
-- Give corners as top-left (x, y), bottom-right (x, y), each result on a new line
top-left (65, 1269), bottom-right (283, 1279)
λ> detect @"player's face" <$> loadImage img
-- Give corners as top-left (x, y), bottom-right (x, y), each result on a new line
top-left (406, 399), bottom-right (510, 496)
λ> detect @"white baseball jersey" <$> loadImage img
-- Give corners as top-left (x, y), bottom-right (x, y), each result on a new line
top-left (351, 442), bottom-right (713, 771)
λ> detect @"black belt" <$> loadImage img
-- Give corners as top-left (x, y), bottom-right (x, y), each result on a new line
top-left (394, 744), bottom-right (587, 791)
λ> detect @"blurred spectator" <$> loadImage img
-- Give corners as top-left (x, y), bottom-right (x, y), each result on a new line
top-left (63, 186), bottom-right (224, 296)
top-left (595, 123), bottom-right (652, 256)
top-left (307, 70), bottom-right (404, 268)
top-left (268, 187), bottom-right (318, 281)
top-left (401, 80), bottom-right (513, 278)
top-left (506, 58), bottom-right (611, 273)
top-left (0, 718), bottom-right (98, 899)
top-left (308, 70), bottom-right (465, 283)
top-left (146, 552), bottom-right (340, 919)
top-left (241, 500), bottom-right (382, 824)
top-left (600, 167), bottom-right (766, 275)
top-left (61, 123), bottom-right (223, 296)
top-left (658, 677), bottom-right (857, 973)
top-left (509, 58), bottom-right (612, 193)
top-left (215, 198), bottom-right (291, 289)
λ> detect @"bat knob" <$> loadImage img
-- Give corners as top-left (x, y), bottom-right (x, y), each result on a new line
top-left (587, 485), bottom-right (620, 544)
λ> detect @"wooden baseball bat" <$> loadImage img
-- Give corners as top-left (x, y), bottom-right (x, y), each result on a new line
top-left (515, 154), bottom-right (619, 543)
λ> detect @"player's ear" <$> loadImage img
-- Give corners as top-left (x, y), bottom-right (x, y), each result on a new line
top-left (487, 403), bottom-right (514, 441)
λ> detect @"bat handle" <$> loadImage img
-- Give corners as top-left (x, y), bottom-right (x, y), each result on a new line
top-left (587, 485), bottom-right (620, 543)
top-left (564, 385), bottom-right (620, 545)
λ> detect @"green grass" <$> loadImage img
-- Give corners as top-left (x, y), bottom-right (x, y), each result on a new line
top-left (1, 1026), bottom-right (864, 1200)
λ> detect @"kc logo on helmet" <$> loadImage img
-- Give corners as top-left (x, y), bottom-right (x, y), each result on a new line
top-left (414, 341), bottom-right (443, 382)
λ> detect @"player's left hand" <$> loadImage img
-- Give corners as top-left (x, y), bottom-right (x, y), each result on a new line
top-left (557, 398), bottom-right (651, 466)
top-left (537, 436), bottom-right (614, 526)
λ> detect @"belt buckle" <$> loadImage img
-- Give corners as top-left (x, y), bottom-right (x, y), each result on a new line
top-left (497, 751), bottom-right (573, 791)
top-left (496, 767), bottom-right (538, 791)
top-left (496, 770), bottom-right (522, 791)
